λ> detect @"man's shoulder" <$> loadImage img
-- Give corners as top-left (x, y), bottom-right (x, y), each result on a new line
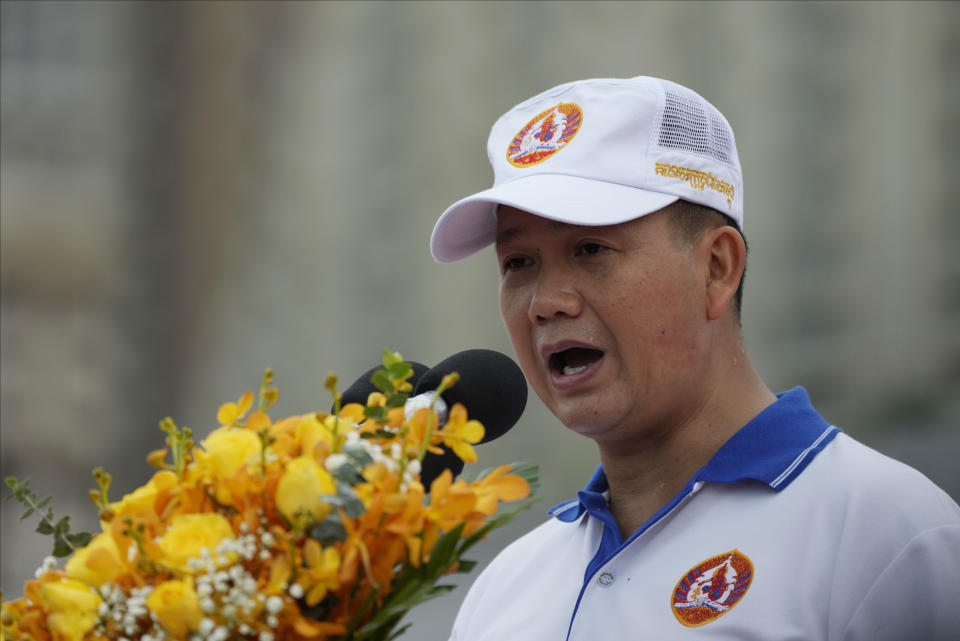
top-left (788, 430), bottom-right (960, 566)
top-left (812, 431), bottom-right (959, 521)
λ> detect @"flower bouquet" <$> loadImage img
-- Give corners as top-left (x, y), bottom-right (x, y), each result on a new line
top-left (1, 351), bottom-right (538, 641)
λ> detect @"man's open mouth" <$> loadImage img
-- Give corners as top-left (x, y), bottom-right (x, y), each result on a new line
top-left (549, 347), bottom-right (605, 377)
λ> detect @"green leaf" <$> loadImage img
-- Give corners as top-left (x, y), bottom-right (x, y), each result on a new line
top-left (20, 507), bottom-right (34, 520)
top-left (36, 520), bottom-right (53, 535)
top-left (370, 370), bottom-right (394, 395)
top-left (387, 362), bottom-right (413, 382)
top-left (360, 429), bottom-right (397, 440)
top-left (308, 515), bottom-right (348, 544)
top-left (52, 537), bottom-right (72, 558)
top-left (36, 495), bottom-right (53, 508)
top-left (381, 349), bottom-right (404, 369)
top-left (386, 622), bottom-right (413, 641)
top-left (331, 462), bottom-right (364, 486)
top-left (344, 447), bottom-right (375, 469)
top-left (454, 559), bottom-right (478, 573)
top-left (425, 523), bottom-right (464, 578)
top-left (326, 485), bottom-right (366, 518)
top-left (363, 405), bottom-right (388, 421)
top-left (68, 532), bottom-right (92, 547)
top-left (385, 392), bottom-right (409, 409)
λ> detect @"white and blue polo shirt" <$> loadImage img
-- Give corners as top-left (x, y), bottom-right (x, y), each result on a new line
top-left (449, 388), bottom-right (960, 641)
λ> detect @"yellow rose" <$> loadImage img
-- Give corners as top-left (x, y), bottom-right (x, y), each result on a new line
top-left (109, 470), bottom-right (178, 519)
top-left (296, 414), bottom-right (333, 458)
top-left (159, 513), bottom-right (234, 568)
top-left (200, 425), bottom-right (262, 479)
top-left (276, 456), bottom-right (336, 523)
top-left (65, 532), bottom-right (126, 587)
top-left (38, 578), bottom-right (102, 641)
top-left (146, 579), bottom-right (203, 639)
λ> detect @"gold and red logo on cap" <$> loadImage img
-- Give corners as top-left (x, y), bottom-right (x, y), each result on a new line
top-left (671, 549), bottom-right (754, 627)
top-left (506, 102), bottom-right (583, 168)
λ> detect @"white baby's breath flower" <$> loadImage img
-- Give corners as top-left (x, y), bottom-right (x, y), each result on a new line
top-left (265, 595), bottom-right (284, 614)
top-left (198, 618), bottom-right (216, 636)
top-left (325, 453), bottom-right (349, 472)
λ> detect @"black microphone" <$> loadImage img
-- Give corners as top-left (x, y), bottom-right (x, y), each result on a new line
top-left (413, 349), bottom-right (527, 486)
top-left (337, 350), bottom-right (527, 488)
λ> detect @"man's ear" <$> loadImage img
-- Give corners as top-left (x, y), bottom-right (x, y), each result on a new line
top-left (703, 226), bottom-right (745, 321)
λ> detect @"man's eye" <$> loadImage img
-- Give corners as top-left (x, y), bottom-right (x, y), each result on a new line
top-left (502, 256), bottom-right (532, 272)
top-left (577, 242), bottom-right (607, 256)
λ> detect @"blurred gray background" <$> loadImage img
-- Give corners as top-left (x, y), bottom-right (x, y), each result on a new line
top-left (2, 1), bottom-right (958, 637)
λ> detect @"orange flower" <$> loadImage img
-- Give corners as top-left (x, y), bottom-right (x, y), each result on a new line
top-left (472, 464), bottom-right (530, 515)
top-left (297, 540), bottom-right (341, 606)
top-left (427, 470), bottom-right (477, 532)
top-left (437, 403), bottom-right (484, 463)
top-left (384, 481), bottom-right (428, 566)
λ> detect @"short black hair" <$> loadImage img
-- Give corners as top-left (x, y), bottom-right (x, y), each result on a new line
top-left (667, 200), bottom-right (747, 320)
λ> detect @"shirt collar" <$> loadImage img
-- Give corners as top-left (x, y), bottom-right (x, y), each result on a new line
top-left (549, 387), bottom-right (840, 522)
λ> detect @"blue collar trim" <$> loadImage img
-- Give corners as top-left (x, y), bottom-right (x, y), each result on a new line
top-left (548, 387), bottom-right (840, 523)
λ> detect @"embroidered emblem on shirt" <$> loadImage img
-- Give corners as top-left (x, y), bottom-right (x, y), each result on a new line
top-left (506, 103), bottom-right (582, 167)
top-left (671, 549), bottom-right (753, 627)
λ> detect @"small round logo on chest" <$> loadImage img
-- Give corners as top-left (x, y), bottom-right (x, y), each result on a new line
top-left (671, 549), bottom-right (754, 627)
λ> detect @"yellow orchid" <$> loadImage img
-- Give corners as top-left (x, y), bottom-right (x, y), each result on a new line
top-left (437, 403), bottom-right (485, 463)
top-left (216, 390), bottom-right (254, 426)
top-left (472, 464), bottom-right (531, 515)
top-left (427, 469), bottom-right (478, 532)
top-left (297, 540), bottom-right (341, 606)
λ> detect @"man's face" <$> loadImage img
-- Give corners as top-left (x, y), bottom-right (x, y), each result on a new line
top-left (496, 205), bottom-right (712, 448)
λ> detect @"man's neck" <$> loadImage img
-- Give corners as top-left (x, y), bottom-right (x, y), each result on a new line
top-left (598, 355), bottom-right (776, 540)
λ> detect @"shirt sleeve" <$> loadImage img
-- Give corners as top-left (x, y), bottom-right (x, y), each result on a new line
top-left (842, 523), bottom-right (960, 641)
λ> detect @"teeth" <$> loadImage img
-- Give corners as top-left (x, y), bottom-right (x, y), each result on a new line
top-left (562, 365), bottom-right (588, 376)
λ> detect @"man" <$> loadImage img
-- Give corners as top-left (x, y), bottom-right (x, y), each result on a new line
top-left (429, 76), bottom-right (960, 640)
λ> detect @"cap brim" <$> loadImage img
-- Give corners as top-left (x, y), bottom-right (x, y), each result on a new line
top-left (430, 174), bottom-right (679, 263)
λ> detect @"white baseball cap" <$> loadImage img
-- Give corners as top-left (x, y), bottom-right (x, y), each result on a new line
top-left (430, 76), bottom-right (743, 263)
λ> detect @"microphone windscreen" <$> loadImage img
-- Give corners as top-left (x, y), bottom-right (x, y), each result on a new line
top-left (419, 448), bottom-right (465, 488)
top-left (414, 349), bottom-right (527, 444)
top-left (339, 361), bottom-right (430, 408)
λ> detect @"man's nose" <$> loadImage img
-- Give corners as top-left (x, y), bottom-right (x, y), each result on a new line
top-left (528, 268), bottom-right (582, 323)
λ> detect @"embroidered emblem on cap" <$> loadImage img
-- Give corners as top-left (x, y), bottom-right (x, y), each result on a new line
top-left (671, 549), bottom-right (753, 627)
top-left (507, 102), bottom-right (582, 167)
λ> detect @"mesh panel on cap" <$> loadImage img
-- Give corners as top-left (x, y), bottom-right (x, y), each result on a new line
top-left (657, 89), bottom-right (735, 166)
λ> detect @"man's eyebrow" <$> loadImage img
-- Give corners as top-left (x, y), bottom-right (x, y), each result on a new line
top-left (496, 219), bottom-right (569, 246)
top-left (495, 226), bottom-right (524, 246)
